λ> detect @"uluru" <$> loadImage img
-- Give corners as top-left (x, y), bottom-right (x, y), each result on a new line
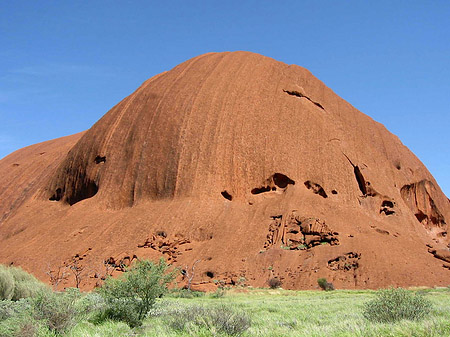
top-left (0, 51), bottom-right (449, 290)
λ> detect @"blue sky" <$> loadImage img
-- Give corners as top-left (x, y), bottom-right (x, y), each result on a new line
top-left (0, 1), bottom-right (449, 196)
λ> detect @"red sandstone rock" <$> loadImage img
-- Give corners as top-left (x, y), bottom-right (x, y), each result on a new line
top-left (0, 51), bottom-right (449, 290)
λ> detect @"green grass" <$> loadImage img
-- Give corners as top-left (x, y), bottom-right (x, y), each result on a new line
top-left (62, 287), bottom-right (450, 337)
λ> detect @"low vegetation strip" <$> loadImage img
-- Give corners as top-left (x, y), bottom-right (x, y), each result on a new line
top-left (1, 262), bottom-right (450, 336)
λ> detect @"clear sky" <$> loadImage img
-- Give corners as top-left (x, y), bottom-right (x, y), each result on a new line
top-left (0, 1), bottom-right (449, 196)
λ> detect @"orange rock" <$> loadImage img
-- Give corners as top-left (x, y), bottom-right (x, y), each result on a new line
top-left (0, 51), bottom-right (449, 290)
top-left (190, 283), bottom-right (218, 293)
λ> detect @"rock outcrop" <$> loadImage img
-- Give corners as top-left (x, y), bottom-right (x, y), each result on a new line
top-left (0, 51), bottom-right (449, 290)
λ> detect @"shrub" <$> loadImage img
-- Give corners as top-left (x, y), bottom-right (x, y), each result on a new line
top-left (317, 278), bottom-right (334, 291)
top-left (268, 278), bottom-right (282, 289)
top-left (363, 287), bottom-right (433, 323)
top-left (31, 288), bottom-right (82, 333)
top-left (0, 265), bottom-right (48, 301)
top-left (90, 298), bottom-right (141, 328)
top-left (12, 321), bottom-right (37, 337)
top-left (0, 267), bottom-right (15, 300)
top-left (0, 298), bottom-right (32, 320)
top-left (0, 315), bottom-right (38, 337)
top-left (0, 299), bottom-right (36, 337)
top-left (165, 304), bottom-right (251, 336)
top-left (76, 291), bottom-right (106, 316)
top-left (210, 287), bottom-right (225, 298)
top-left (12, 279), bottom-right (46, 301)
top-left (96, 258), bottom-right (175, 327)
top-left (0, 289), bottom-right (83, 336)
top-left (147, 299), bottom-right (181, 317)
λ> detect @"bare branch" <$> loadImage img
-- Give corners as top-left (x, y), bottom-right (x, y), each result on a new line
top-left (45, 263), bottom-right (69, 289)
top-left (184, 259), bottom-right (201, 291)
top-left (67, 258), bottom-right (88, 288)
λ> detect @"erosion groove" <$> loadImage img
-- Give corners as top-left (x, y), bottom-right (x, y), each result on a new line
top-left (283, 89), bottom-right (325, 110)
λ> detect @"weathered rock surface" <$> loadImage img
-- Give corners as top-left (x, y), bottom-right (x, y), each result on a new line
top-left (0, 51), bottom-right (449, 290)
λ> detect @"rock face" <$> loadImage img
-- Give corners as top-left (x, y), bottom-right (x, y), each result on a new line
top-left (0, 51), bottom-right (449, 290)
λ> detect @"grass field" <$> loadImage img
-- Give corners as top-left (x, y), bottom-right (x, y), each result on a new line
top-left (66, 287), bottom-right (450, 337)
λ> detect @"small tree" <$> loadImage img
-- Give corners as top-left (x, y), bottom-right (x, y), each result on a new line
top-left (317, 278), bottom-right (335, 291)
top-left (97, 258), bottom-right (176, 327)
top-left (67, 259), bottom-right (88, 289)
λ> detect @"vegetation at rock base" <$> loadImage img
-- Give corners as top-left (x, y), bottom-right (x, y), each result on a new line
top-left (363, 287), bottom-right (433, 322)
top-left (0, 265), bottom-right (48, 301)
top-left (164, 304), bottom-right (251, 336)
top-left (267, 278), bottom-right (282, 289)
top-left (2, 262), bottom-right (450, 336)
top-left (0, 287), bottom-right (83, 336)
top-left (317, 277), bottom-right (335, 291)
top-left (93, 258), bottom-right (176, 327)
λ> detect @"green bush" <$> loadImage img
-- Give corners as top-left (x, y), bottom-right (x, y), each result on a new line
top-left (0, 299), bottom-right (36, 337)
top-left (0, 298), bottom-right (32, 320)
top-left (0, 267), bottom-right (15, 300)
top-left (0, 315), bottom-right (38, 337)
top-left (96, 258), bottom-right (176, 327)
top-left (0, 265), bottom-right (48, 301)
top-left (31, 288), bottom-right (82, 333)
top-left (268, 278), bottom-right (282, 289)
top-left (363, 287), bottom-right (433, 323)
top-left (90, 298), bottom-right (141, 328)
top-left (9, 267), bottom-right (47, 301)
top-left (317, 278), bottom-right (335, 291)
top-left (0, 289), bottom-right (84, 336)
top-left (76, 291), bottom-right (106, 316)
top-left (0, 270), bottom-right (82, 336)
top-left (165, 304), bottom-right (251, 336)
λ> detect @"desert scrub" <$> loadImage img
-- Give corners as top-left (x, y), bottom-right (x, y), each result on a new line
top-left (317, 278), bottom-right (334, 291)
top-left (268, 278), bottom-right (282, 289)
top-left (95, 258), bottom-right (176, 327)
top-left (0, 266), bottom-right (83, 336)
top-left (363, 287), bottom-right (433, 322)
top-left (0, 264), bottom-right (48, 300)
top-left (50, 288), bottom-right (450, 337)
top-left (31, 287), bottom-right (83, 334)
top-left (164, 304), bottom-right (251, 336)
top-left (0, 267), bottom-right (14, 300)
top-left (0, 298), bottom-right (36, 337)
